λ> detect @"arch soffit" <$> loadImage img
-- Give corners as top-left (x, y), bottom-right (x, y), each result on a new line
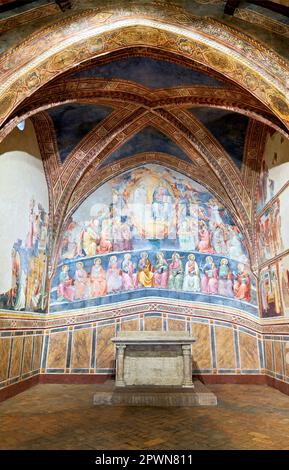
top-left (0, 7), bottom-right (289, 129)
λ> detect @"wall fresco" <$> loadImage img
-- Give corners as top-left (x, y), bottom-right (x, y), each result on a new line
top-left (0, 197), bottom-right (49, 313)
top-left (279, 254), bottom-right (289, 316)
top-left (0, 122), bottom-right (49, 313)
top-left (256, 130), bottom-right (289, 213)
top-left (259, 264), bottom-right (283, 318)
top-left (257, 185), bottom-right (289, 264)
top-left (50, 164), bottom-right (257, 314)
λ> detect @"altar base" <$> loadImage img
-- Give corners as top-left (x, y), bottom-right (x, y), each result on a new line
top-left (93, 380), bottom-right (217, 407)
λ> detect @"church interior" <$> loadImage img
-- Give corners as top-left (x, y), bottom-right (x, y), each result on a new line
top-left (1, 0), bottom-right (289, 451)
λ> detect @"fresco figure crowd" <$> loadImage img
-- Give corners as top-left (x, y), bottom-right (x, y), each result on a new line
top-left (57, 252), bottom-right (251, 304)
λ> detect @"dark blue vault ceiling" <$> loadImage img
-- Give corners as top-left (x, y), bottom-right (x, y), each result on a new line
top-left (99, 126), bottom-right (191, 168)
top-left (189, 108), bottom-right (249, 169)
top-left (71, 56), bottom-right (225, 89)
top-left (47, 103), bottom-right (112, 163)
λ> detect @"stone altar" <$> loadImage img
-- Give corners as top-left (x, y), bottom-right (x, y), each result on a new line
top-left (93, 331), bottom-right (217, 406)
top-left (111, 331), bottom-right (195, 388)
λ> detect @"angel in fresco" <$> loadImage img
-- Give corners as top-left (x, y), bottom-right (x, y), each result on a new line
top-left (153, 252), bottom-right (169, 288)
top-left (168, 252), bottom-right (184, 290)
top-left (234, 263), bottom-right (251, 302)
top-left (121, 253), bottom-right (137, 290)
top-left (57, 265), bottom-right (75, 302)
top-left (183, 254), bottom-right (201, 292)
top-left (218, 258), bottom-right (234, 298)
top-left (198, 221), bottom-right (214, 254)
top-left (90, 258), bottom-right (107, 297)
top-left (201, 256), bottom-right (218, 295)
top-left (212, 225), bottom-right (227, 256)
top-left (207, 198), bottom-right (224, 229)
top-left (226, 226), bottom-right (247, 263)
top-left (137, 252), bottom-right (154, 288)
top-left (106, 255), bottom-right (122, 294)
top-left (74, 262), bottom-right (88, 300)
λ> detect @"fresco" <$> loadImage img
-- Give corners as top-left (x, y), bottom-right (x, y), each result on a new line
top-left (256, 186), bottom-right (289, 264)
top-left (50, 165), bottom-right (257, 314)
top-left (259, 264), bottom-right (283, 318)
top-left (279, 254), bottom-right (289, 316)
top-left (0, 197), bottom-right (49, 312)
top-left (256, 131), bottom-right (289, 213)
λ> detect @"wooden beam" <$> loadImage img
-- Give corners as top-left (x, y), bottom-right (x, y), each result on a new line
top-left (224, 0), bottom-right (241, 15)
top-left (248, 1), bottom-right (289, 18)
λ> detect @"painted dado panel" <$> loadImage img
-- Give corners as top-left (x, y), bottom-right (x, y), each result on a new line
top-left (0, 120), bottom-right (49, 313)
top-left (41, 314), bottom-right (264, 377)
top-left (0, 330), bottom-right (43, 392)
top-left (50, 164), bottom-right (257, 316)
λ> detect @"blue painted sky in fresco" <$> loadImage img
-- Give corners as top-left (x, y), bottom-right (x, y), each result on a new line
top-left (189, 108), bottom-right (249, 169)
top-left (100, 126), bottom-right (191, 167)
top-left (47, 103), bottom-right (112, 162)
top-left (71, 57), bottom-right (225, 88)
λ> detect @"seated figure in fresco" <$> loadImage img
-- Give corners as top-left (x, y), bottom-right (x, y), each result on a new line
top-left (137, 252), bottom-right (154, 288)
top-left (153, 252), bottom-right (169, 288)
top-left (234, 263), bottom-right (251, 302)
top-left (168, 252), bottom-right (183, 290)
top-left (183, 254), bottom-right (201, 292)
top-left (152, 185), bottom-right (172, 222)
top-left (74, 262), bottom-right (89, 300)
top-left (218, 258), bottom-right (234, 298)
top-left (81, 221), bottom-right (98, 257)
top-left (121, 253), bottom-right (137, 290)
top-left (97, 226), bottom-right (112, 254)
top-left (90, 258), bottom-right (107, 298)
top-left (201, 256), bottom-right (218, 294)
top-left (57, 265), bottom-right (75, 302)
top-left (198, 221), bottom-right (214, 254)
top-left (106, 255), bottom-right (122, 294)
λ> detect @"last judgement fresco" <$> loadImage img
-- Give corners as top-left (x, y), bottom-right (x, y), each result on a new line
top-left (50, 165), bottom-right (257, 314)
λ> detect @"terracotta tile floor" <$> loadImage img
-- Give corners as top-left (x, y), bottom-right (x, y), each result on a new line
top-left (0, 384), bottom-right (289, 450)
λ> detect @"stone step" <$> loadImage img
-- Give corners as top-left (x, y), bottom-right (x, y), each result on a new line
top-left (93, 380), bottom-right (217, 407)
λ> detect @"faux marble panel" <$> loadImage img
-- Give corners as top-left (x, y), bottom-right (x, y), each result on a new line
top-left (22, 336), bottom-right (33, 375)
top-left (71, 328), bottom-right (92, 369)
top-left (215, 326), bottom-right (235, 370)
top-left (168, 318), bottom-right (186, 331)
top-left (96, 324), bottom-right (115, 369)
top-left (274, 341), bottom-right (284, 376)
top-left (46, 331), bottom-right (68, 370)
top-left (284, 341), bottom-right (289, 378)
top-left (239, 332), bottom-right (259, 370)
top-left (32, 335), bottom-right (43, 371)
top-left (10, 337), bottom-right (23, 379)
top-left (265, 340), bottom-right (273, 373)
top-left (144, 316), bottom-right (162, 331)
top-left (0, 337), bottom-right (11, 382)
top-left (120, 318), bottom-right (139, 332)
top-left (191, 322), bottom-right (212, 370)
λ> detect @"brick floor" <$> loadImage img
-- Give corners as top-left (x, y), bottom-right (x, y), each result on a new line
top-left (0, 384), bottom-right (289, 449)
